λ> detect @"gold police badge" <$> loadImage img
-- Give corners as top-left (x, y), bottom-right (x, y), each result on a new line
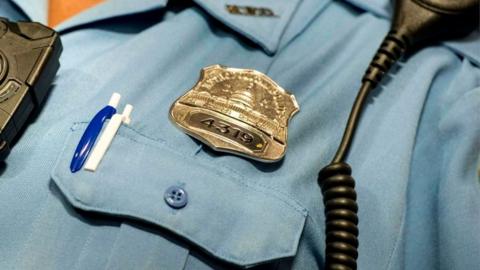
top-left (169, 65), bottom-right (299, 162)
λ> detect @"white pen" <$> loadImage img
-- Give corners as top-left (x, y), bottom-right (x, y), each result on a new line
top-left (84, 104), bottom-right (133, 172)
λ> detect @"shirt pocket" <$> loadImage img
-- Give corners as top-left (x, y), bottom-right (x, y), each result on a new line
top-left (50, 122), bottom-right (307, 268)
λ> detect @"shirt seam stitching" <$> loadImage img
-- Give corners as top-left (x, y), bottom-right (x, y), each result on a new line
top-left (71, 121), bottom-right (308, 216)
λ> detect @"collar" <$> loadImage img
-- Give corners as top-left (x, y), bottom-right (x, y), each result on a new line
top-left (12, 0), bottom-right (170, 32)
top-left (345, 0), bottom-right (480, 66)
top-left (10, 0), bottom-right (478, 63)
top-left (9, 0), bottom-right (327, 55)
top-left (9, 0), bottom-right (168, 28)
top-left (192, 0), bottom-right (313, 54)
top-left (10, 0), bottom-right (49, 24)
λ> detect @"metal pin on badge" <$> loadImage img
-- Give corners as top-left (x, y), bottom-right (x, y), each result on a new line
top-left (169, 65), bottom-right (299, 162)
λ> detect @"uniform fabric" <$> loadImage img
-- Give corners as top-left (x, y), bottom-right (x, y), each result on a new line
top-left (0, 0), bottom-right (479, 269)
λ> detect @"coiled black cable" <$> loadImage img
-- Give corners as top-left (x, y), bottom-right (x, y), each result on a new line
top-left (318, 162), bottom-right (358, 270)
top-left (317, 32), bottom-right (407, 270)
top-left (317, 0), bottom-right (478, 267)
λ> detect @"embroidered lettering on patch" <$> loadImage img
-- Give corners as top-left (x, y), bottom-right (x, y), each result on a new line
top-left (226, 5), bottom-right (278, 17)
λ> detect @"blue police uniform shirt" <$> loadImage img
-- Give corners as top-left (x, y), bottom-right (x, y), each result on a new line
top-left (1, 0), bottom-right (479, 269)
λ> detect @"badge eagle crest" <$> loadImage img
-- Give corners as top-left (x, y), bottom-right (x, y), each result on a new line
top-left (169, 65), bottom-right (299, 162)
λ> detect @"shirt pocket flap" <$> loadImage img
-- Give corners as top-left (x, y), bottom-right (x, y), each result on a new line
top-left (51, 122), bottom-right (307, 267)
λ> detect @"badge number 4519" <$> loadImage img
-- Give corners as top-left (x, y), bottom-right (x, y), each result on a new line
top-left (187, 112), bottom-right (266, 152)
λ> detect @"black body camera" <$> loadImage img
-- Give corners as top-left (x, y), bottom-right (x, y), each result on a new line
top-left (0, 18), bottom-right (62, 161)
